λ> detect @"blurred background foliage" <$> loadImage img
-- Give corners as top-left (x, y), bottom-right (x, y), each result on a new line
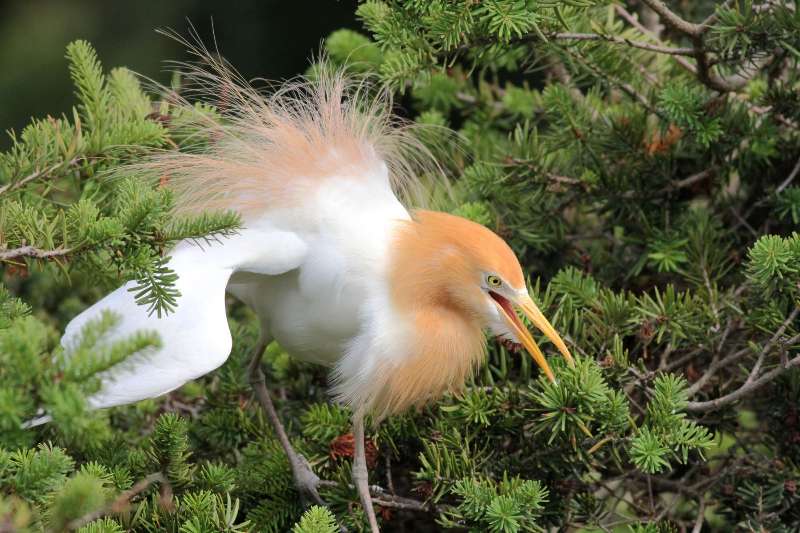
top-left (0, 0), bottom-right (358, 149)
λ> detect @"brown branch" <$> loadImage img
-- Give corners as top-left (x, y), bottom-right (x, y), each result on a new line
top-left (448, 29), bottom-right (699, 59)
top-left (561, 47), bottom-right (662, 117)
top-left (0, 245), bottom-right (75, 262)
top-left (686, 347), bottom-right (800, 412)
top-left (776, 154), bottom-right (800, 194)
top-left (691, 496), bottom-right (707, 533)
top-left (698, 0), bottom-right (736, 30)
top-left (632, 1), bottom-right (778, 92)
top-left (68, 473), bottom-right (167, 530)
top-left (0, 158), bottom-right (80, 197)
top-left (318, 480), bottom-right (440, 513)
top-left (742, 102), bottom-right (799, 129)
top-left (369, 484), bottom-right (440, 512)
top-left (614, 4), bottom-right (697, 74)
top-left (638, 0), bottom-right (704, 36)
top-left (552, 32), bottom-right (695, 56)
top-left (686, 307), bottom-right (799, 397)
top-left (698, 51), bottom-right (777, 93)
top-left (384, 454), bottom-right (395, 495)
top-left (663, 168), bottom-right (716, 193)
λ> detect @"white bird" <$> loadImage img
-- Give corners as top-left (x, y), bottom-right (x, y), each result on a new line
top-left (57, 51), bottom-right (573, 532)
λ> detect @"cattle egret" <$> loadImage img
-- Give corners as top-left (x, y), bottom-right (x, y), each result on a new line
top-left (57, 50), bottom-right (574, 531)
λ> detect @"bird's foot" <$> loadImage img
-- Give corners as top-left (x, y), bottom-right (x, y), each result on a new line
top-left (290, 453), bottom-right (326, 507)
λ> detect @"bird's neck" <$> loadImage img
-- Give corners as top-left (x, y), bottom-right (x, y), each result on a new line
top-left (366, 213), bottom-right (487, 417)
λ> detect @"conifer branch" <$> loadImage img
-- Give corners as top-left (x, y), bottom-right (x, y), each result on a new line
top-left (664, 168), bottom-right (716, 192)
top-left (613, 4), bottom-right (698, 74)
top-left (686, 307), bottom-right (800, 411)
top-left (685, 347), bottom-right (800, 412)
top-left (316, 480), bottom-right (439, 513)
top-left (450, 30), bottom-right (697, 58)
top-left (0, 245), bottom-right (75, 262)
top-left (633, 0), bottom-right (781, 92)
top-left (370, 486), bottom-right (436, 512)
top-left (686, 307), bottom-right (799, 397)
top-left (0, 157), bottom-right (80, 197)
top-left (551, 32), bottom-right (695, 56)
top-left (776, 155), bottom-right (800, 194)
top-left (66, 473), bottom-right (167, 530)
top-left (638, 0), bottom-right (704, 36)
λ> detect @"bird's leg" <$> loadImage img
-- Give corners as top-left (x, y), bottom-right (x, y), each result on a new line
top-left (352, 412), bottom-right (380, 533)
top-left (247, 339), bottom-right (325, 507)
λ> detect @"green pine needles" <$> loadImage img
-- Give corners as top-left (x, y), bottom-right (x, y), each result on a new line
top-left (2, 0), bottom-right (800, 530)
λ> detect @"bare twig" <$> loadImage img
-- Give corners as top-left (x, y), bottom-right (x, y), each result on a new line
top-left (0, 158), bottom-right (80, 197)
top-left (738, 99), bottom-right (799, 130)
top-left (318, 480), bottom-right (439, 513)
top-left (553, 32), bottom-right (695, 56)
top-left (639, 0), bottom-right (704, 36)
top-left (663, 168), bottom-right (716, 193)
top-left (734, 154), bottom-right (800, 232)
top-left (371, 491), bottom-right (432, 512)
top-left (776, 155), bottom-right (800, 194)
top-left (614, 5), bottom-right (698, 74)
top-left (68, 473), bottom-right (167, 530)
top-left (728, 206), bottom-right (759, 238)
top-left (687, 308), bottom-right (799, 397)
top-left (686, 328), bottom-right (800, 413)
top-left (449, 29), bottom-right (699, 59)
top-left (686, 348), bottom-right (800, 412)
top-left (692, 496), bottom-right (707, 533)
top-left (0, 245), bottom-right (75, 262)
top-left (384, 454), bottom-right (395, 495)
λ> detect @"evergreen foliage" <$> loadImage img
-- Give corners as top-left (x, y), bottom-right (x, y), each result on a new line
top-left (2, 1), bottom-right (800, 530)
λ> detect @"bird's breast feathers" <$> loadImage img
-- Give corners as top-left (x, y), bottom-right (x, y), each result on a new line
top-left (230, 168), bottom-right (412, 365)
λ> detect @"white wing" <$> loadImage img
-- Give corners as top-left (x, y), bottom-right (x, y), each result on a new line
top-left (56, 59), bottom-right (431, 412)
top-left (62, 162), bottom-right (408, 410)
top-left (62, 222), bottom-right (307, 409)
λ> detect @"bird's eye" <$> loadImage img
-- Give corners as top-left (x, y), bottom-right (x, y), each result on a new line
top-left (487, 275), bottom-right (502, 288)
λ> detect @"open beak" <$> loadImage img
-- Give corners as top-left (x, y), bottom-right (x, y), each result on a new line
top-left (490, 291), bottom-right (575, 382)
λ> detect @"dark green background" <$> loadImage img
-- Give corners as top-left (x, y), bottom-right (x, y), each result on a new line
top-left (0, 0), bottom-right (358, 149)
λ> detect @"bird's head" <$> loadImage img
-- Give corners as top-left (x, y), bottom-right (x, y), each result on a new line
top-left (399, 211), bottom-right (575, 382)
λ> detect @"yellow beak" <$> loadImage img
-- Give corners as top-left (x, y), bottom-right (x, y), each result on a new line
top-left (493, 292), bottom-right (575, 382)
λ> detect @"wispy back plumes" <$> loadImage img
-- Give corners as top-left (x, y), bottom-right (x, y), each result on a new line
top-left (119, 29), bottom-right (446, 219)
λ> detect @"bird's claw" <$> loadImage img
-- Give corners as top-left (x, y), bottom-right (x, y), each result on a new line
top-left (291, 453), bottom-right (326, 507)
